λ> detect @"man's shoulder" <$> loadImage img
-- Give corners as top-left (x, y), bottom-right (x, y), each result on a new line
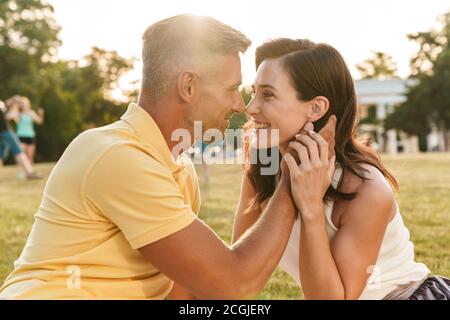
top-left (177, 153), bottom-right (199, 178)
top-left (177, 152), bottom-right (195, 168)
top-left (56, 121), bottom-right (160, 178)
top-left (93, 141), bottom-right (166, 172)
top-left (76, 120), bottom-right (135, 144)
top-left (65, 120), bottom-right (143, 160)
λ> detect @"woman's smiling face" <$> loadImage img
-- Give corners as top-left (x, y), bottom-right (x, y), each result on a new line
top-left (245, 58), bottom-right (311, 149)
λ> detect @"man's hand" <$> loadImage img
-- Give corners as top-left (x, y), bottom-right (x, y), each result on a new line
top-left (317, 115), bottom-right (337, 158)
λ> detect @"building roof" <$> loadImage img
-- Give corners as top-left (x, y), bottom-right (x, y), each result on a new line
top-left (355, 78), bottom-right (417, 105)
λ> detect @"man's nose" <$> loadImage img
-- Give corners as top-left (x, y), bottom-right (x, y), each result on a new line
top-left (232, 95), bottom-right (246, 113)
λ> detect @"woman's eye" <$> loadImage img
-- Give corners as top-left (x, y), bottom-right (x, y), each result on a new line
top-left (263, 92), bottom-right (274, 100)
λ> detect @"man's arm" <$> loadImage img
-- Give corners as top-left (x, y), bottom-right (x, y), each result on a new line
top-left (231, 173), bottom-right (263, 244)
top-left (169, 171), bottom-right (262, 300)
top-left (168, 282), bottom-right (197, 300)
top-left (139, 172), bottom-right (296, 300)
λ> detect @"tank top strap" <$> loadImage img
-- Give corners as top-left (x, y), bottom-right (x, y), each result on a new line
top-left (324, 162), bottom-right (343, 231)
top-left (331, 162), bottom-right (343, 189)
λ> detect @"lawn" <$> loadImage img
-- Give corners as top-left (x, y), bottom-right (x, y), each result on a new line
top-left (1, 153), bottom-right (449, 299)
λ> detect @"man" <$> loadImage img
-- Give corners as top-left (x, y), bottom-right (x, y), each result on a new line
top-left (0, 14), bottom-right (329, 299)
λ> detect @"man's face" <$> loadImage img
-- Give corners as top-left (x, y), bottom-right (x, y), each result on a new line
top-left (189, 54), bottom-right (245, 134)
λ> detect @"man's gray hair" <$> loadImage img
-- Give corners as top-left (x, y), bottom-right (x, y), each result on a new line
top-left (141, 14), bottom-right (251, 102)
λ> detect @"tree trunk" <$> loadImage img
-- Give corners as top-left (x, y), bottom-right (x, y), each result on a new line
top-left (444, 130), bottom-right (450, 152)
top-left (439, 121), bottom-right (449, 152)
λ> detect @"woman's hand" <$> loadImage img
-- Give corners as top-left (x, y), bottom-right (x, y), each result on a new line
top-left (279, 122), bottom-right (314, 187)
top-left (284, 130), bottom-right (336, 222)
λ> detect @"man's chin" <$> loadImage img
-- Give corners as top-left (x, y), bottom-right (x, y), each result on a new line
top-left (204, 120), bottom-right (228, 131)
top-left (218, 122), bottom-right (230, 134)
top-left (220, 120), bottom-right (230, 133)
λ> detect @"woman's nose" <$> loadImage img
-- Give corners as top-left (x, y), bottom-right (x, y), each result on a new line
top-left (244, 98), bottom-right (259, 116)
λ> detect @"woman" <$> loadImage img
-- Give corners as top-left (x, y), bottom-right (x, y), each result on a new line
top-left (232, 38), bottom-right (449, 300)
top-left (6, 95), bottom-right (44, 164)
top-left (0, 99), bottom-right (42, 180)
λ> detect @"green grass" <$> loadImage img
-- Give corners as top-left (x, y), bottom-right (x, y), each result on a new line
top-left (1, 154), bottom-right (449, 299)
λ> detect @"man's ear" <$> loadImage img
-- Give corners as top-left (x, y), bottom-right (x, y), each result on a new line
top-left (177, 71), bottom-right (198, 103)
top-left (306, 96), bottom-right (329, 122)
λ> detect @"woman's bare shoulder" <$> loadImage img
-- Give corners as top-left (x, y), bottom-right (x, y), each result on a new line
top-left (339, 163), bottom-right (394, 195)
top-left (334, 163), bottom-right (396, 226)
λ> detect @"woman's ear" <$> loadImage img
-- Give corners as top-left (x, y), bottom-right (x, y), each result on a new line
top-left (306, 96), bottom-right (329, 122)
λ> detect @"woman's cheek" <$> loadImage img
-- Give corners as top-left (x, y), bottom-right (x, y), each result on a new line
top-left (283, 121), bottom-right (304, 140)
top-left (276, 127), bottom-right (295, 145)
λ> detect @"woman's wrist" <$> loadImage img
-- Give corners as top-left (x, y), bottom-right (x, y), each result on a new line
top-left (299, 202), bottom-right (326, 226)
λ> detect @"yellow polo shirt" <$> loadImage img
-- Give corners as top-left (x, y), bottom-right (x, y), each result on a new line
top-left (0, 103), bottom-right (200, 299)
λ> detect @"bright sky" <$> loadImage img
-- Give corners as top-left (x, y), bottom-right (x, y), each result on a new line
top-left (49, 0), bottom-right (450, 91)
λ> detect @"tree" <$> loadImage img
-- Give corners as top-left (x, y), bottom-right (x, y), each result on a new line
top-left (356, 51), bottom-right (398, 80)
top-left (228, 87), bottom-right (251, 130)
top-left (0, 0), bottom-right (61, 100)
top-left (61, 47), bottom-right (134, 128)
top-left (1, 0), bottom-right (137, 161)
top-left (407, 11), bottom-right (450, 76)
top-left (386, 10), bottom-right (450, 151)
top-left (384, 79), bottom-right (431, 138)
top-left (36, 76), bottom-right (82, 161)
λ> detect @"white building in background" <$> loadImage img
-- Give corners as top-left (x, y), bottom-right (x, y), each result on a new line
top-left (355, 79), bottom-right (444, 154)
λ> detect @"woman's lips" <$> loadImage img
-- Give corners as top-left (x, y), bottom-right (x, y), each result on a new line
top-left (254, 122), bottom-right (271, 129)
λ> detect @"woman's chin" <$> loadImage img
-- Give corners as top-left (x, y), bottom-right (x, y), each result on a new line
top-left (249, 128), bottom-right (281, 150)
top-left (252, 139), bottom-right (280, 150)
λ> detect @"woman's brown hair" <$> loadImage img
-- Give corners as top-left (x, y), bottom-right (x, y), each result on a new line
top-left (244, 38), bottom-right (398, 209)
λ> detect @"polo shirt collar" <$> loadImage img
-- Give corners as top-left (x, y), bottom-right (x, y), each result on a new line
top-left (120, 103), bottom-right (185, 174)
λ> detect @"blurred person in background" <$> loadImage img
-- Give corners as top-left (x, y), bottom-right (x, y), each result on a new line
top-left (0, 99), bottom-right (42, 180)
top-left (6, 95), bottom-right (45, 165)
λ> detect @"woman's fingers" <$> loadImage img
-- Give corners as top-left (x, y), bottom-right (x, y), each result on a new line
top-left (289, 141), bottom-right (310, 167)
top-left (302, 121), bottom-right (314, 134)
top-left (307, 130), bottom-right (329, 163)
top-left (295, 134), bottom-right (320, 164)
top-left (283, 153), bottom-right (299, 174)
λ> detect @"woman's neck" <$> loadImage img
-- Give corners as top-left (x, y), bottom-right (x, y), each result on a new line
top-left (279, 142), bottom-right (289, 156)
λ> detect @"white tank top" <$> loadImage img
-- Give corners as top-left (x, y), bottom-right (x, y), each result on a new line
top-left (278, 163), bottom-right (431, 300)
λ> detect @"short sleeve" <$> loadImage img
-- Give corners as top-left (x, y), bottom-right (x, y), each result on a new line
top-left (178, 153), bottom-right (201, 214)
top-left (85, 144), bottom-right (197, 249)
